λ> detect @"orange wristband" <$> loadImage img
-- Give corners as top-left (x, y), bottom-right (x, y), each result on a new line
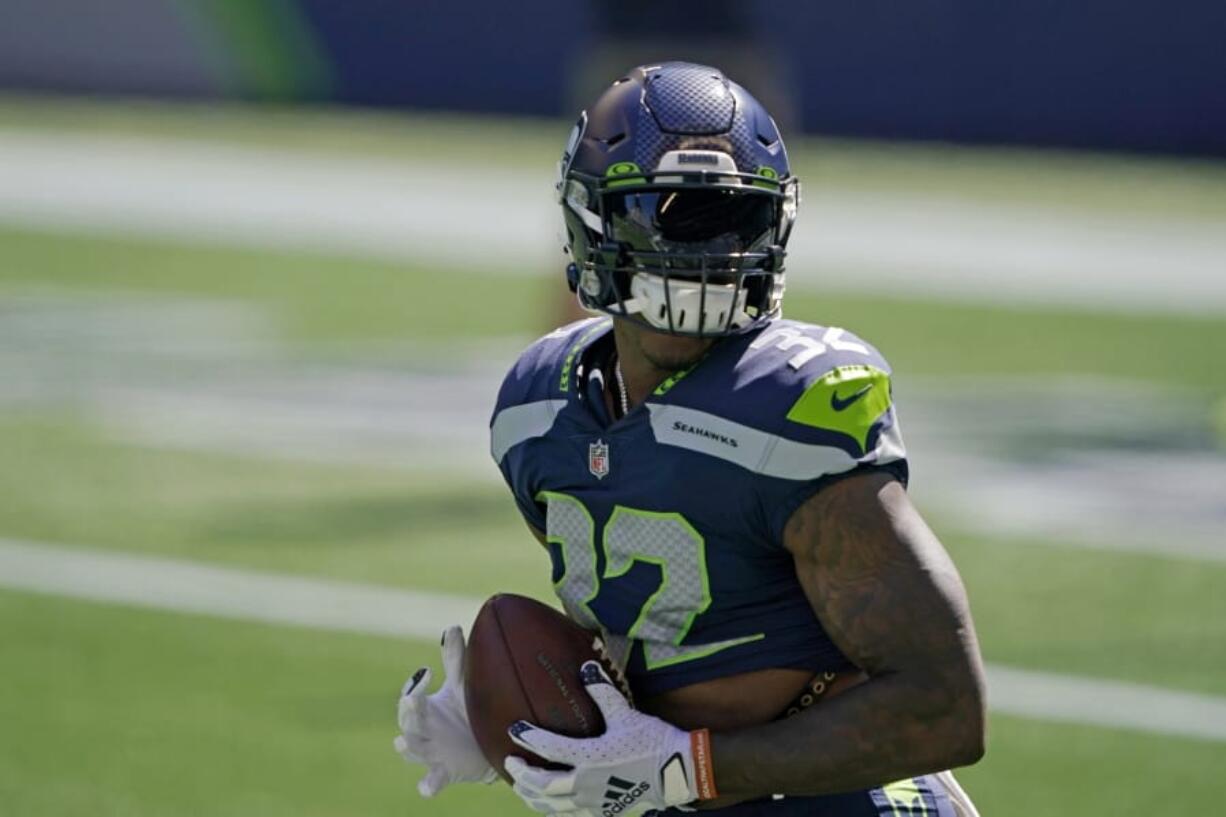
top-left (690, 728), bottom-right (718, 801)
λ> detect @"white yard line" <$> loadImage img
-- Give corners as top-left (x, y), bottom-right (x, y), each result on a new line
top-left (3, 538), bottom-right (1225, 743)
top-left (985, 666), bottom-right (1226, 743)
top-left (0, 537), bottom-right (479, 639)
top-left (1, 130), bottom-right (1224, 314)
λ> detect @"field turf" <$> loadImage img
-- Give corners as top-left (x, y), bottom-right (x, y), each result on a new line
top-left (1, 99), bottom-right (1223, 816)
top-left (3, 591), bottom-right (1223, 816)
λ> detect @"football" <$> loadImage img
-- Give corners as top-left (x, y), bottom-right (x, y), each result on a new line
top-left (464, 593), bottom-right (608, 783)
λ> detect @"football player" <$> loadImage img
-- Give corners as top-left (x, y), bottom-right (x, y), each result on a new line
top-left (396, 63), bottom-right (986, 816)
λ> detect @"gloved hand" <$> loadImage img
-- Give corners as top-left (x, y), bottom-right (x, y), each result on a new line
top-left (505, 661), bottom-right (717, 816)
top-left (394, 625), bottom-right (498, 797)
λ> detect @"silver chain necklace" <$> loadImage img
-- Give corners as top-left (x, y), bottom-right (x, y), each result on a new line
top-left (612, 357), bottom-right (630, 418)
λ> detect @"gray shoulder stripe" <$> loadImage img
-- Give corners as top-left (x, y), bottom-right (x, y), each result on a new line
top-left (876, 411), bottom-right (906, 463)
top-left (490, 399), bottom-right (568, 464)
top-left (646, 404), bottom-right (904, 481)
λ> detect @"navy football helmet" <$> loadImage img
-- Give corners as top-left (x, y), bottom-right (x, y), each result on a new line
top-left (558, 62), bottom-right (799, 337)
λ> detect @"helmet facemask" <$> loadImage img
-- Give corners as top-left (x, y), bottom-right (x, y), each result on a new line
top-left (565, 161), bottom-right (798, 338)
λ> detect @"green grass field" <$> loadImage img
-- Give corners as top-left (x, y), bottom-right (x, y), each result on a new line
top-left (3, 591), bottom-right (1222, 817)
top-left (5, 226), bottom-right (1224, 391)
top-left (1, 98), bottom-right (1224, 816)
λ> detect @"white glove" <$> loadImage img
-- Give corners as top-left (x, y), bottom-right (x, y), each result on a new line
top-left (505, 661), bottom-right (717, 816)
top-left (393, 625), bottom-right (498, 797)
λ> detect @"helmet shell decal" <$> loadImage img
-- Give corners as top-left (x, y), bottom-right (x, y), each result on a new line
top-left (643, 64), bottom-right (736, 134)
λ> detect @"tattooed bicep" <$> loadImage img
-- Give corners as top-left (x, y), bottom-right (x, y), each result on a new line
top-left (782, 470), bottom-right (977, 676)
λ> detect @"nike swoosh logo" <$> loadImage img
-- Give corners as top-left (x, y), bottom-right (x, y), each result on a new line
top-left (830, 383), bottom-right (874, 411)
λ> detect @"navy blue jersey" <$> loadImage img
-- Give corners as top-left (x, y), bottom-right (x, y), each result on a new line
top-left (490, 317), bottom-right (908, 697)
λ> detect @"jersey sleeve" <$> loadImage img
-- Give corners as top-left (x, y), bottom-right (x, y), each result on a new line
top-left (746, 324), bottom-right (910, 547)
top-left (500, 460), bottom-right (547, 533)
top-left (489, 318), bottom-right (607, 533)
top-left (492, 367), bottom-right (546, 531)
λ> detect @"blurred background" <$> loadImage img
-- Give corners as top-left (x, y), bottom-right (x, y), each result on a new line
top-left (0, 2), bottom-right (1223, 815)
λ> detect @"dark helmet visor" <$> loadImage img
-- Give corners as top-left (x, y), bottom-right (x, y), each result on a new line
top-left (605, 188), bottom-right (778, 255)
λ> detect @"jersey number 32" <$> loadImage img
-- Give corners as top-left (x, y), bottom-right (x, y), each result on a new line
top-left (539, 491), bottom-right (762, 671)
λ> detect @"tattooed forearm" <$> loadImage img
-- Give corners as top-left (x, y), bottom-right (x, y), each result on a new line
top-left (710, 471), bottom-right (986, 798)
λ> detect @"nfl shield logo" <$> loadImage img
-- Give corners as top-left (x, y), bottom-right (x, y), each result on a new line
top-left (588, 439), bottom-right (610, 480)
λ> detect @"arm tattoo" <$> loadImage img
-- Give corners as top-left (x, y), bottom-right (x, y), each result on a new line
top-left (709, 471), bottom-right (986, 800)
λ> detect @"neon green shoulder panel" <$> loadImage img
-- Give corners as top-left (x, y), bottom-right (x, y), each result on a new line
top-left (785, 364), bottom-right (893, 452)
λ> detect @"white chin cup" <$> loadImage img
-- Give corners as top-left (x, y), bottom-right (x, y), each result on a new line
top-left (626, 272), bottom-right (750, 334)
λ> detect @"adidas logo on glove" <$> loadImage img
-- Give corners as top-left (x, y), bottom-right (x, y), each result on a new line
top-left (602, 776), bottom-right (651, 816)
